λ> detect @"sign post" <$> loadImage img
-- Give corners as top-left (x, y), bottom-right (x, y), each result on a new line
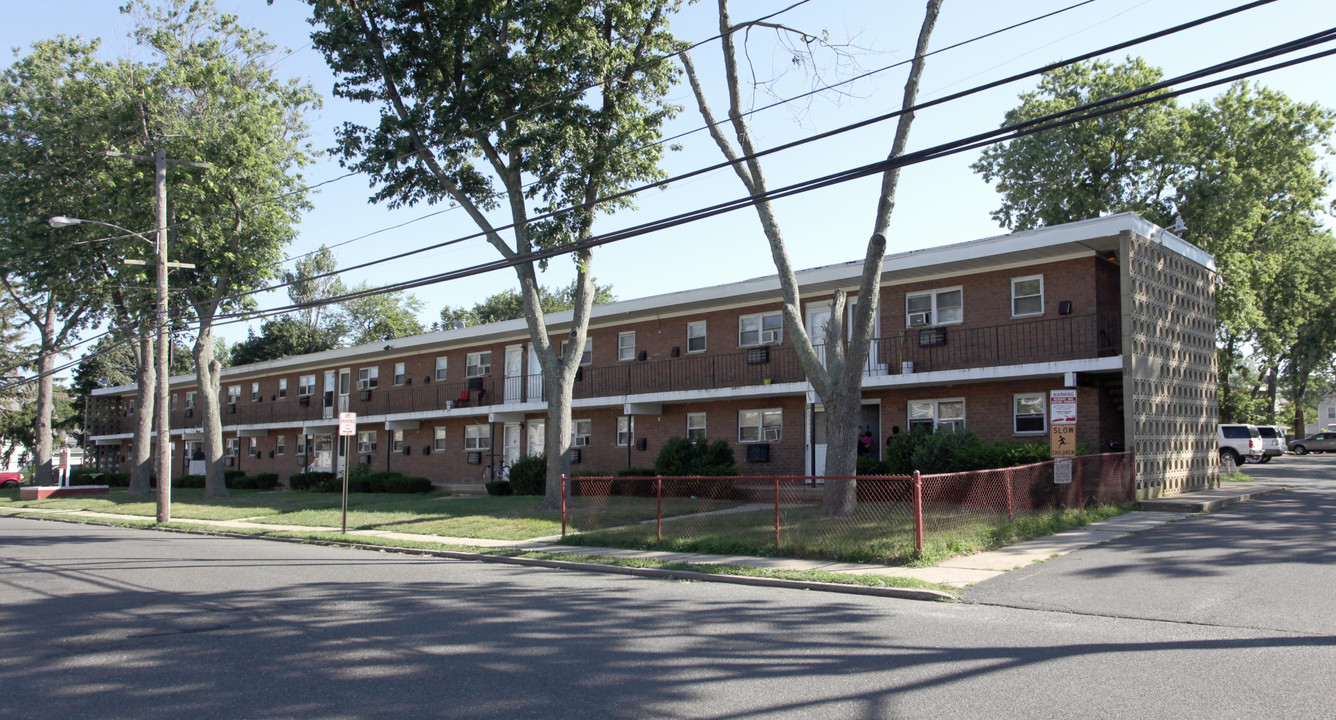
top-left (338, 412), bottom-right (357, 534)
top-left (1049, 390), bottom-right (1077, 481)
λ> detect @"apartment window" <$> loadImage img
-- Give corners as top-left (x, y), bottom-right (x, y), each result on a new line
top-left (392, 430), bottom-right (405, 452)
top-left (466, 351), bottom-right (492, 378)
top-left (686, 412), bottom-right (707, 441)
top-left (1327, 406), bottom-right (1334, 420)
top-left (739, 409), bottom-right (782, 443)
top-left (358, 367), bottom-right (379, 390)
top-left (464, 424), bottom-right (490, 450)
top-left (170, 394), bottom-right (178, 411)
top-left (618, 331), bottom-right (636, 362)
top-left (186, 391), bottom-right (196, 408)
top-left (906, 287), bottom-right (962, 327)
top-left (226, 385), bottom-right (240, 404)
top-left (393, 362), bottom-right (406, 386)
top-left (126, 399), bottom-right (136, 414)
top-left (225, 438), bottom-right (239, 457)
top-left (299, 375), bottom-right (315, 396)
top-left (739, 312), bottom-right (782, 347)
top-left (357, 431), bottom-right (377, 454)
top-left (278, 378), bottom-right (288, 398)
top-left (1014, 393), bottom-right (1046, 434)
top-left (276, 436), bottom-right (286, 456)
top-left (908, 398), bottom-right (966, 433)
top-left (251, 382), bottom-right (261, 402)
top-left (617, 416), bottom-right (634, 446)
top-left (434, 426), bottom-right (447, 452)
top-left (686, 321), bottom-right (706, 353)
top-left (296, 435), bottom-right (307, 456)
top-left (572, 419), bottom-right (592, 447)
top-left (249, 437), bottom-right (260, 457)
top-left (1012, 275), bottom-right (1044, 317)
top-left (435, 357), bottom-right (448, 381)
top-left (560, 339), bottom-right (593, 366)
top-left (186, 440), bottom-right (202, 460)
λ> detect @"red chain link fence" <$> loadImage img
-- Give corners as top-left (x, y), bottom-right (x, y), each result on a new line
top-left (560, 452), bottom-right (1134, 564)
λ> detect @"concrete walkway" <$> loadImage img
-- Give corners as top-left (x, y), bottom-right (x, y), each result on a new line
top-left (2, 483), bottom-right (1287, 594)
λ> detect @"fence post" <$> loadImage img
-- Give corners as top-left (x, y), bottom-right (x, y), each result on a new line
top-left (912, 470), bottom-right (924, 556)
top-left (561, 475), bottom-right (567, 538)
top-left (656, 476), bottom-right (663, 543)
top-left (1127, 450), bottom-right (1136, 503)
top-left (1004, 467), bottom-right (1014, 521)
top-left (1076, 457), bottom-right (1085, 508)
top-left (774, 476), bottom-right (780, 551)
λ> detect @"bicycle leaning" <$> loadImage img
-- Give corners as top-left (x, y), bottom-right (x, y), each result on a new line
top-left (480, 459), bottom-right (509, 484)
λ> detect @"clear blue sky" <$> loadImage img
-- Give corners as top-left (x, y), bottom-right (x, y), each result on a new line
top-left (5, 0), bottom-right (1335, 353)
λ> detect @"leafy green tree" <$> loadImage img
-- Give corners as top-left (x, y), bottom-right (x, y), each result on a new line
top-left (285, 245), bottom-right (345, 332)
top-left (438, 281), bottom-right (616, 328)
top-left (307, 0), bottom-right (682, 508)
top-left (229, 317), bottom-right (339, 366)
top-left (682, 0), bottom-right (943, 515)
top-left (0, 38), bottom-right (127, 485)
top-left (973, 61), bottom-right (1336, 425)
top-left (120, 0), bottom-right (319, 497)
top-left (329, 283), bottom-right (425, 346)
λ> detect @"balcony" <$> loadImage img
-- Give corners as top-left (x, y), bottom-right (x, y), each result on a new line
top-left (92, 313), bottom-right (1118, 436)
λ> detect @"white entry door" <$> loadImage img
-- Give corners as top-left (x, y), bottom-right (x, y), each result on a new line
top-left (322, 370), bottom-right (336, 419)
top-left (527, 346), bottom-right (545, 402)
top-left (504, 345), bottom-right (523, 403)
top-left (809, 405), bottom-right (827, 482)
top-left (314, 434), bottom-right (334, 472)
top-left (338, 368), bottom-right (351, 412)
top-left (527, 421), bottom-right (546, 457)
top-left (807, 304), bottom-right (833, 368)
top-left (504, 423), bottom-right (523, 467)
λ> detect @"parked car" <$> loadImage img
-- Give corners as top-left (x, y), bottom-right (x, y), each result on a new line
top-left (1218, 424), bottom-right (1263, 464)
top-left (1288, 432), bottom-right (1336, 455)
top-left (0, 472), bottom-right (22, 488)
top-left (1250, 425), bottom-right (1287, 463)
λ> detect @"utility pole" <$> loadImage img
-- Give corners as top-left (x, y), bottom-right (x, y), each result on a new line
top-left (107, 147), bottom-right (210, 523)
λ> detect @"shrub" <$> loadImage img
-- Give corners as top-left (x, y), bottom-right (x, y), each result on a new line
top-left (289, 471), bottom-right (337, 491)
top-left (856, 456), bottom-right (891, 476)
top-left (617, 466), bottom-right (656, 477)
top-left (224, 469), bottom-right (246, 483)
top-left (508, 454), bottom-right (546, 495)
top-left (653, 437), bottom-right (738, 477)
top-left (175, 474), bottom-right (206, 488)
top-left (232, 473), bottom-right (280, 490)
top-left (662, 477), bottom-right (746, 500)
top-left (485, 480), bottom-right (514, 496)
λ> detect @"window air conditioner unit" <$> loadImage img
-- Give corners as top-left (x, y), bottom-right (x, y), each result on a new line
top-left (760, 329), bottom-right (780, 344)
top-left (360, 454), bottom-right (372, 465)
top-left (401, 446), bottom-right (411, 456)
top-left (185, 409), bottom-right (194, 418)
top-left (908, 311), bottom-right (931, 327)
top-left (636, 437), bottom-right (648, 451)
top-left (574, 436), bottom-right (590, 447)
top-left (225, 456), bottom-right (235, 467)
top-left (762, 427), bottom-right (781, 442)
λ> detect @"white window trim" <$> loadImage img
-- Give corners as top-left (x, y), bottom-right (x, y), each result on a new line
top-left (572, 419), bottom-right (592, 447)
top-left (392, 429), bottom-right (405, 451)
top-left (466, 351), bottom-right (492, 378)
top-left (1011, 274), bottom-right (1045, 318)
top-left (435, 357), bottom-right (448, 381)
top-left (434, 426), bottom-right (447, 451)
top-left (276, 436), bottom-right (286, 456)
top-left (185, 391), bottom-right (196, 408)
top-left (225, 438), bottom-right (239, 457)
top-left (905, 286), bottom-right (963, 328)
top-left (560, 339), bottom-right (593, 366)
top-left (464, 424), bottom-right (490, 450)
top-left (1013, 392), bottom-right (1047, 435)
top-left (617, 331), bottom-right (636, 362)
top-left (278, 378), bottom-right (288, 398)
top-left (617, 416), bottom-right (634, 447)
top-left (686, 412), bottom-right (707, 440)
top-left (738, 312), bottom-right (783, 347)
top-left (908, 398), bottom-right (967, 432)
top-left (393, 362), bottom-right (407, 386)
top-left (226, 385), bottom-right (241, 404)
top-left (251, 382), bottom-right (261, 402)
top-left (357, 430), bottom-right (377, 454)
top-left (298, 375), bottom-right (316, 397)
top-left (358, 367), bottom-right (379, 390)
top-left (738, 408), bottom-right (782, 443)
top-left (686, 321), bottom-right (706, 354)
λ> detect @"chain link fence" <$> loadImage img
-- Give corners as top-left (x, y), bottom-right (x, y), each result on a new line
top-left (560, 452), bottom-right (1134, 564)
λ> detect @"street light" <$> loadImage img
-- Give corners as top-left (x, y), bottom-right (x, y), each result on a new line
top-left (49, 215), bottom-right (194, 523)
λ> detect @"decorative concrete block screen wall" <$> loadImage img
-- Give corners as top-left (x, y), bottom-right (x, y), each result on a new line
top-left (1121, 229), bottom-right (1219, 498)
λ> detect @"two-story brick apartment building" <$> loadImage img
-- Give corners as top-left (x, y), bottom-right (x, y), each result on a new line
top-left (86, 213), bottom-right (1219, 499)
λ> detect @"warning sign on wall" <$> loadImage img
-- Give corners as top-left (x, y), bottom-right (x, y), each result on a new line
top-left (1049, 389), bottom-right (1077, 424)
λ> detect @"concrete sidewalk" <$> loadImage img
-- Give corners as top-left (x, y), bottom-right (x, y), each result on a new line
top-left (2, 483), bottom-right (1287, 595)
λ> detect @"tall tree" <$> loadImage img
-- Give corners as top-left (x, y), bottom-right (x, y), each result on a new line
top-left (0, 38), bottom-right (125, 485)
top-left (285, 245), bottom-right (345, 331)
top-left (438, 280), bottom-right (616, 328)
top-left (329, 283), bottom-right (425, 346)
top-left (120, 0), bottom-right (319, 497)
top-left (974, 61), bottom-right (1336, 424)
top-left (229, 317), bottom-right (339, 366)
top-left (307, 0), bottom-right (682, 508)
top-left (681, 0), bottom-right (943, 515)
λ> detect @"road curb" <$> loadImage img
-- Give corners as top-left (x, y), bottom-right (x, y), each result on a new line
top-left (0, 511), bottom-right (957, 603)
top-left (1138, 485), bottom-right (1289, 513)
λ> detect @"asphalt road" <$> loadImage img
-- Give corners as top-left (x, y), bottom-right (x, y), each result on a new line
top-left (3, 458), bottom-right (1334, 719)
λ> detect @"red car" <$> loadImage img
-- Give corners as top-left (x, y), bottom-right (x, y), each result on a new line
top-left (0, 472), bottom-right (22, 488)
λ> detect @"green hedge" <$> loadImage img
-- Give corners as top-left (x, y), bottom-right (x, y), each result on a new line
top-left (508, 454), bottom-right (546, 495)
top-left (290, 470), bottom-right (431, 493)
top-left (653, 437), bottom-right (738, 477)
top-left (485, 480), bottom-right (514, 496)
top-left (289, 471), bottom-right (337, 491)
top-left (866, 429), bottom-right (1052, 475)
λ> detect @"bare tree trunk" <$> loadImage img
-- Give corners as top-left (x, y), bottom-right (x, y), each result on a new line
top-left (128, 323), bottom-right (156, 495)
top-left (32, 311), bottom-right (57, 486)
top-left (193, 318), bottom-right (228, 497)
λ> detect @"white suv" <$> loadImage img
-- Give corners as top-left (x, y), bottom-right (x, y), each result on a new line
top-left (1218, 424), bottom-right (1263, 465)
top-left (1251, 425), bottom-right (1286, 463)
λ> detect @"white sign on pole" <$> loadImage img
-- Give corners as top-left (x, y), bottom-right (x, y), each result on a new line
top-left (338, 412), bottom-right (357, 437)
top-left (1049, 389), bottom-right (1078, 425)
top-left (1054, 459), bottom-right (1073, 484)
